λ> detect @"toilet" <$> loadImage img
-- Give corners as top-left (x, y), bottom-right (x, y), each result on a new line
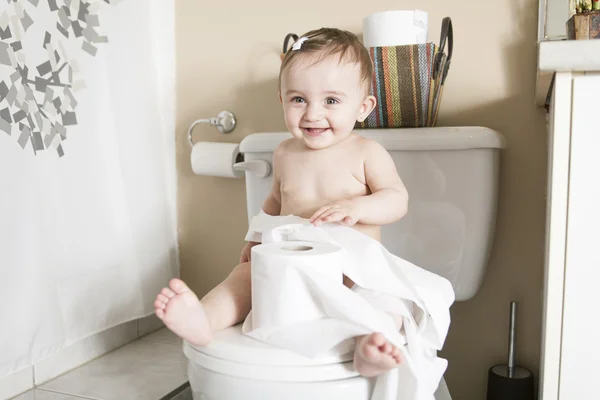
top-left (183, 127), bottom-right (505, 400)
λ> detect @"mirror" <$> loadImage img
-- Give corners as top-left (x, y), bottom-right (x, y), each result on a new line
top-left (538, 0), bottom-right (573, 40)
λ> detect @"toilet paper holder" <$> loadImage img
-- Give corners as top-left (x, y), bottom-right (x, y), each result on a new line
top-left (187, 110), bottom-right (271, 178)
top-left (188, 110), bottom-right (237, 146)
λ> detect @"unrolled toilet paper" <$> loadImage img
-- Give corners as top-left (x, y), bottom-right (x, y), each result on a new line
top-left (250, 241), bottom-right (345, 329)
top-left (363, 10), bottom-right (428, 48)
top-left (242, 215), bottom-right (455, 400)
top-left (190, 142), bottom-right (243, 178)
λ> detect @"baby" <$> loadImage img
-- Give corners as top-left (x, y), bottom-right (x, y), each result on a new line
top-left (154, 28), bottom-right (409, 378)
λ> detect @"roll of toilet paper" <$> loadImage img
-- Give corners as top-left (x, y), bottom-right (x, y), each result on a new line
top-left (250, 241), bottom-right (345, 329)
top-left (190, 142), bottom-right (243, 178)
top-left (363, 10), bottom-right (428, 48)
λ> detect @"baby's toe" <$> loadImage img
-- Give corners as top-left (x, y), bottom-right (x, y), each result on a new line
top-left (161, 287), bottom-right (175, 298)
top-left (381, 342), bottom-right (393, 354)
top-left (364, 344), bottom-right (381, 361)
top-left (369, 333), bottom-right (386, 347)
top-left (391, 348), bottom-right (402, 363)
top-left (156, 294), bottom-right (169, 304)
top-left (169, 278), bottom-right (190, 294)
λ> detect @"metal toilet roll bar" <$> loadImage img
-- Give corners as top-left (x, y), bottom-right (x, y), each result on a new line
top-left (187, 110), bottom-right (271, 178)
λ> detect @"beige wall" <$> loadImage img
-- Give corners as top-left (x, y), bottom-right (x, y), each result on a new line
top-left (176, 0), bottom-right (547, 398)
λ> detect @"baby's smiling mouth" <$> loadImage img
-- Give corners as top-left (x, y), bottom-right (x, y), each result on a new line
top-left (302, 127), bottom-right (330, 136)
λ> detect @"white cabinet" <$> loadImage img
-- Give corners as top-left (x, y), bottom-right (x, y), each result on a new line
top-left (540, 72), bottom-right (600, 399)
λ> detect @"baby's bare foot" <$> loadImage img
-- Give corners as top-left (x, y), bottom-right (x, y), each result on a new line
top-left (353, 333), bottom-right (402, 377)
top-left (154, 278), bottom-right (213, 346)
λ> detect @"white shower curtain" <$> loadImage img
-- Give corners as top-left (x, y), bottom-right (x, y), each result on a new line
top-left (0, 0), bottom-right (177, 378)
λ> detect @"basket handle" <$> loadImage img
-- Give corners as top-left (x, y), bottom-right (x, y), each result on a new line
top-left (433, 17), bottom-right (453, 84)
top-left (282, 33), bottom-right (299, 55)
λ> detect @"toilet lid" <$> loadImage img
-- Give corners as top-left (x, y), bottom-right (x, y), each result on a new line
top-left (183, 324), bottom-right (359, 382)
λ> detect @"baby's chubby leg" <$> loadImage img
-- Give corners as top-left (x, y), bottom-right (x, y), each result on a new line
top-left (154, 262), bottom-right (251, 346)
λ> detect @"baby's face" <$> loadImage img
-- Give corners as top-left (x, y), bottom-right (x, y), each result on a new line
top-left (279, 55), bottom-right (375, 150)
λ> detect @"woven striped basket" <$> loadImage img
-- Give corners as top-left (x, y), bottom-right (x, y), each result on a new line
top-left (358, 17), bottom-right (453, 129)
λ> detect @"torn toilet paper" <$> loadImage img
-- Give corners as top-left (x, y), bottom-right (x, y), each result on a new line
top-left (242, 213), bottom-right (455, 400)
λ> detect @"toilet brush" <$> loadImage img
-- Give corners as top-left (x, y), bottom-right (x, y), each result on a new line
top-left (486, 301), bottom-right (535, 400)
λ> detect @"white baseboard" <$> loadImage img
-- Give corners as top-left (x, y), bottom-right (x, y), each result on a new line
top-left (0, 367), bottom-right (33, 400)
top-left (139, 314), bottom-right (165, 337)
top-left (1, 315), bottom-right (166, 399)
top-left (34, 321), bottom-right (139, 386)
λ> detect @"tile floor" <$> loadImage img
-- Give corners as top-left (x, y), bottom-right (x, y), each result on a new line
top-left (11, 329), bottom-right (190, 400)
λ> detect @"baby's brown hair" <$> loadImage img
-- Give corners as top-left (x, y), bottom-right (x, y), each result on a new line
top-left (279, 28), bottom-right (373, 93)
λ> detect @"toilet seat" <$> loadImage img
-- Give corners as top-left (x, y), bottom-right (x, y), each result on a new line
top-left (183, 324), bottom-right (360, 382)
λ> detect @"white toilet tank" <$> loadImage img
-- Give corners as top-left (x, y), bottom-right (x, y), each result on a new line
top-left (237, 127), bottom-right (505, 301)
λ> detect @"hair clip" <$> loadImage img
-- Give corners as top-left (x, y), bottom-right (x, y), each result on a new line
top-left (292, 37), bottom-right (309, 51)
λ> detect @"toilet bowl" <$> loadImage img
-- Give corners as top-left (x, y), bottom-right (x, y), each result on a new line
top-left (184, 325), bottom-right (374, 400)
top-left (185, 128), bottom-right (505, 399)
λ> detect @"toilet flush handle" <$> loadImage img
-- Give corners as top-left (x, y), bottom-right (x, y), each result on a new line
top-left (233, 160), bottom-right (271, 178)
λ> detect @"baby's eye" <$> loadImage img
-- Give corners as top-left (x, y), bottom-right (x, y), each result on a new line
top-left (326, 98), bottom-right (339, 105)
top-left (292, 97), bottom-right (305, 103)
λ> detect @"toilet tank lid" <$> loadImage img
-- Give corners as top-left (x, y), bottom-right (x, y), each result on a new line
top-left (239, 126), bottom-right (505, 153)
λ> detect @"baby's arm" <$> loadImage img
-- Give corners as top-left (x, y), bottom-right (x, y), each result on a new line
top-left (355, 140), bottom-right (408, 225)
top-left (311, 140), bottom-right (408, 226)
top-left (261, 144), bottom-right (282, 216)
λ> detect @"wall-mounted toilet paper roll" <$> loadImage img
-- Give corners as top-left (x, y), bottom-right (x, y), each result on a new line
top-left (250, 241), bottom-right (345, 329)
top-left (190, 142), bottom-right (244, 178)
top-left (363, 10), bottom-right (428, 47)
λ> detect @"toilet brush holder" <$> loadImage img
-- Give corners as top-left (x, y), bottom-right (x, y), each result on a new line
top-left (486, 301), bottom-right (535, 400)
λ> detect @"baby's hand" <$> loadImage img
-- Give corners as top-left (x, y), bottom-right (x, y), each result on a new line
top-left (309, 199), bottom-right (361, 227)
top-left (240, 241), bottom-right (260, 263)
